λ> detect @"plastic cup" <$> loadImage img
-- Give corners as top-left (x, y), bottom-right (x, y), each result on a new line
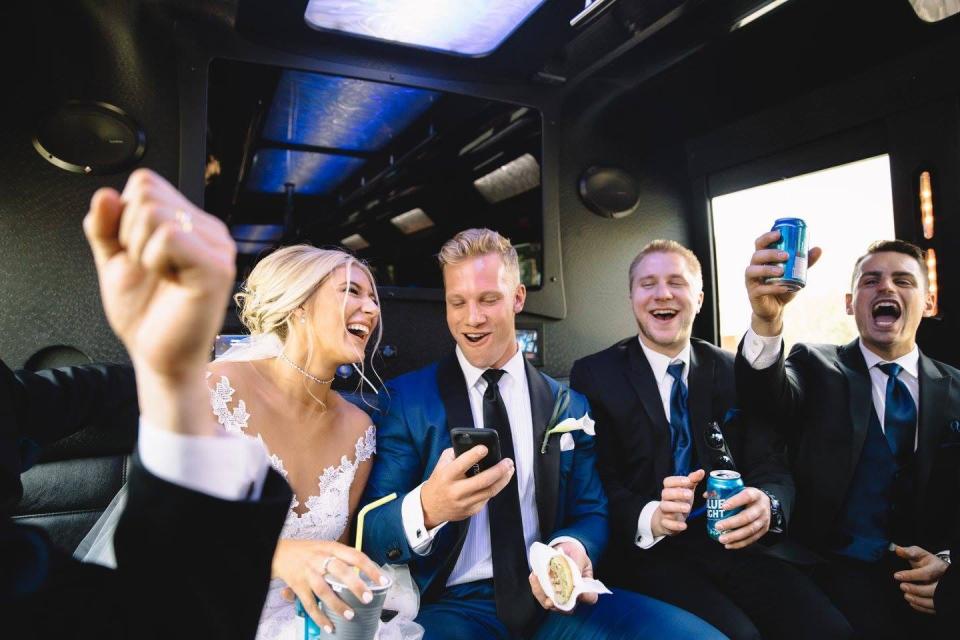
top-left (297, 572), bottom-right (392, 640)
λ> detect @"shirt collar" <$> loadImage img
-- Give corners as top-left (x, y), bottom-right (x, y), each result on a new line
top-left (637, 336), bottom-right (691, 384)
top-left (858, 340), bottom-right (920, 379)
top-left (455, 344), bottom-right (527, 390)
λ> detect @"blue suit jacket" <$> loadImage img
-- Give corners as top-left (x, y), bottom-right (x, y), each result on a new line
top-left (361, 352), bottom-right (608, 603)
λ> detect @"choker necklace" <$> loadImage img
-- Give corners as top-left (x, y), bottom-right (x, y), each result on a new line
top-left (279, 353), bottom-right (335, 385)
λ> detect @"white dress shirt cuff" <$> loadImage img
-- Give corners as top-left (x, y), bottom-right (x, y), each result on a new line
top-left (636, 501), bottom-right (666, 549)
top-left (549, 536), bottom-right (588, 561)
top-left (402, 483), bottom-right (447, 555)
top-left (137, 418), bottom-right (270, 501)
top-left (741, 328), bottom-right (784, 370)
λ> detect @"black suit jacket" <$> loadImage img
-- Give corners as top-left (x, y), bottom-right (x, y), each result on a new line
top-left (735, 338), bottom-right (960, 556)
top-left (571, 337), bottom-right (794, 557)
top-left (1, 358), bottom-right (292, 639)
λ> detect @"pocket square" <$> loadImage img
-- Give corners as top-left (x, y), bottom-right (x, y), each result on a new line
top-left (560, 432), bottom-right (576, 452)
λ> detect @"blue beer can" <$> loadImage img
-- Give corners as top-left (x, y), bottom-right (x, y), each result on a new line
top-left (706, 470), bottom-right (745, 541)
top-left (766, 217), bottom-right (808, 291)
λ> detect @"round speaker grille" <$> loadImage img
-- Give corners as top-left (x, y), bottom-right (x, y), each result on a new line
top-left (33, 101), bottom-right (145, 175)
top-left (578, 166), bottom-right (639, 219)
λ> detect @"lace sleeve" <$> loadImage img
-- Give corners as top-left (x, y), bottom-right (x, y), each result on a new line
top-left (354, 425), bottom-right (376, 463)
top-left (207, 374), bottom-right (251, 435)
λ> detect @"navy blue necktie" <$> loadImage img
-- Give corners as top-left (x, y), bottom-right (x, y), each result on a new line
top-left (878, 363), bottom-right (917, 463)
top-left (667, 361), bottom-right (693, 476)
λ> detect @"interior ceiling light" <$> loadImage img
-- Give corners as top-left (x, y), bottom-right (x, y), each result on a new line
top-left (341, 233), bottom-right (370, 251)
top-left (732, 0), bottom-right (791, 30)
top-left (926, 248), bottom-right (939, 316)
top-left (263, 71), bottom-right (437, 152)
top-left (231, 224), bottom-right (284, 243)
top-left (304, 0), bottom-right (548, 56)
top-left (390, 208), bottom-right (434, 235)
top-left (246, 149), bottom-right (365, 195)
top-left (909, 0), bottom-right (960, 22)
top-left (473, 153), bottom-right (541, 204)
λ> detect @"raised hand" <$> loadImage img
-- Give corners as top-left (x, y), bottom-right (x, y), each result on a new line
top-left (652, 469), bottom-right (706, 538)
top-left (420, 446), bottom-right (515, 528)
top-left (893, 545), bottom-right (949, 615)
top-left (83, 169), bottom-right (236, 434)
top-left (275, 540), bottom-right (387, 634)
top-left (744, 230), bottom-right (822, 336)
top-left (712, 487), bottom-right (770, 550)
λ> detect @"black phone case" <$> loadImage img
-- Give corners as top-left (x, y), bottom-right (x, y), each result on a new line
top-left (450, 427), bottom-right (503, 476)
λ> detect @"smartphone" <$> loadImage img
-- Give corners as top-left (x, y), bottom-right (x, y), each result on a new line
top-left (450, 427), bottom-right (502, 477)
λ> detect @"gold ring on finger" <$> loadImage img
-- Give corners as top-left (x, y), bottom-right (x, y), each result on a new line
top-left (175, 209), bottom-right (193, 233)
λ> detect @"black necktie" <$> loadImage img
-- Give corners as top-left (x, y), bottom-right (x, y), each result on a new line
top-left (666, 361), bottom-right (693, 476)
top-left (482, 369), bottom-right (537, 634)
top-left (878, 363), bottom-right (917, 463)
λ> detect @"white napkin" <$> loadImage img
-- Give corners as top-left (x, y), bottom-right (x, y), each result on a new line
top-left (528, 542), bottom-right (612, 612)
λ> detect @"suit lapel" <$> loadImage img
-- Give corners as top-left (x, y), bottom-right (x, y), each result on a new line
top-left (687, 343), bottom-right (714, 469)
top-left (527, 359), bottom-right (560, 536)
top-left (626, 339), bottom-right (672, 438)
top-left (427, 352), bottom-right (472, 599)
top-left (916, 352), bottom-right (948, 503)
top-left (837, 340), bottom-right (873, 474)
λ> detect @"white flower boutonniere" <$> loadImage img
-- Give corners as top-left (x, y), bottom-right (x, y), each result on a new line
top-left (540, 387), bottom-right (595, 453)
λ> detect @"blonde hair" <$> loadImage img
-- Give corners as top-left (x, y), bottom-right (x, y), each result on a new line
top-left (437, 228), bottom-right (521, 285)
top-left (628, 239), bottom-right (703, 291)
top-left (234, 245), bottom-right (383, 396)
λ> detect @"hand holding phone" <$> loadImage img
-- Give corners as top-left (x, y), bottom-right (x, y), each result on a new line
top-left (419, 430), bottom-right (514, 528)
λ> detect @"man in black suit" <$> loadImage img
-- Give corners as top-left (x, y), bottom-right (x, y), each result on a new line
top-left (571, 239), bottom-right (850, 640)
top-left (1, 169), bottom-right (292, 639)
top-left (738, 236), bottom-right (959, 638)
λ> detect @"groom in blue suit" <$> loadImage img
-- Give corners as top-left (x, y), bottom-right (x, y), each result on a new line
top-left (361, 228), bottom-right (722, 640)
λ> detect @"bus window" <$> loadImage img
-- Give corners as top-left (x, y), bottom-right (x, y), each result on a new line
top-left (711, 155), bottom-right (896, 352)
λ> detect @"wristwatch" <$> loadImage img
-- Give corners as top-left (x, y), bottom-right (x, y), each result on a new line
top-left (936, 551), bottom-right (951, 565)
top-left (760, 489), bottom-right (785, 534)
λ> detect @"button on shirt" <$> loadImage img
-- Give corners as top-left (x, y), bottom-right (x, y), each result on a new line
top-left (401, 347), bottom-right (584, 586)
top-left (635, 337), bottom-right (691, 549)
top-left (741, 329), bottom-right (920, 449)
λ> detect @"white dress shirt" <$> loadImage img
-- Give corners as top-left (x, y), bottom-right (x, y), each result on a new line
top-left (740, 329), bottom-right (920, 447)
top-left (634, 337), bottom-right (692, 549)
top-left (400, 346), bottom-right (584, 586)
top-left (138, 418), bottom-right (270, 500)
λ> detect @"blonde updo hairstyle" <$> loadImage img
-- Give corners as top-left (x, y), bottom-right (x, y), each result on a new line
top-left (234, 245), bottom-right (383, 395)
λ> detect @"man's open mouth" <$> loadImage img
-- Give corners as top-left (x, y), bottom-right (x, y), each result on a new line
top-left (871, 300), bottom-right (902, 328)
top-left (651, 309), bottom-right (679, 322)
top-left (464, 332), bottom-right (490, 344)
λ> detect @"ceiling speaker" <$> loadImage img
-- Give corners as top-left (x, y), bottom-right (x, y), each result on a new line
top-left (578, 166), bottom-right (639, 219)
top-left (33, 101), bottom-right (145, 175)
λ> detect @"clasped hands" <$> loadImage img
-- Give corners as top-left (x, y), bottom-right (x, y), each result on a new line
top-left (421, 446), bottom-right (596, 613)
top-left (651, 469), bottom-right (772, 549)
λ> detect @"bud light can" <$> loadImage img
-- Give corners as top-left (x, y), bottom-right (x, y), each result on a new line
top-left (707, 470), bottom-right (745, 541)
top-left (766, 217), bottom-right (808, 291)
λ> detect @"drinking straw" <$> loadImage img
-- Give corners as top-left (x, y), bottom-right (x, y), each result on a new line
top-left (355, 493), bottom-right (398, 552)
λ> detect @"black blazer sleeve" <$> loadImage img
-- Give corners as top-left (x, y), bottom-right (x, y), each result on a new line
top-left (570, 358), bottom-right (658, 545)
top-left (735, 340), bottom-right (807, 433)
top-left (113, 456), bottom-right (291, 639)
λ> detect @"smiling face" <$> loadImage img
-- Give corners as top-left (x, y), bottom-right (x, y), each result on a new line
top-left (443, 253), bottom-right (525, 370)
top-left (304, 264), bottom-right (380, 365)
top-left (630, 251), bottom-right (704, 357)
top-left (846, 251), bottom-right (933, 360)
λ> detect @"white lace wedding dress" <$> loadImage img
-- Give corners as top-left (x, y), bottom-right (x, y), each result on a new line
top-left (209, 374), bottom-right (376, 640)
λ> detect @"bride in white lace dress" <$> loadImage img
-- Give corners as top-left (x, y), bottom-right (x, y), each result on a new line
top-left (213, 245), bottom-right (388, 640)
top-left (81, 245), bottom-right (398, 640)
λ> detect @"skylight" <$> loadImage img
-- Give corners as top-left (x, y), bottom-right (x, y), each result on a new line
top-left (263, 71), bottom-right (438, 152)
top-left (474, 153), bottom-right (541, 203)
top-left (303, 0), bottom-right (549, 56)
top-left (246, 149), bottom-right (365, 195)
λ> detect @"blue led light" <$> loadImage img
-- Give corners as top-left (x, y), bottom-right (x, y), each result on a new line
top-left (263, 71), bottom-right (438, 152)
top-left (246, 149), bottom-right (366, 195)
top-left (304, 0), bottom-right (548, 56)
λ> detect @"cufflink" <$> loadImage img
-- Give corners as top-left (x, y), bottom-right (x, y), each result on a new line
top-left (416, 529), bottom-right (422, 538)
